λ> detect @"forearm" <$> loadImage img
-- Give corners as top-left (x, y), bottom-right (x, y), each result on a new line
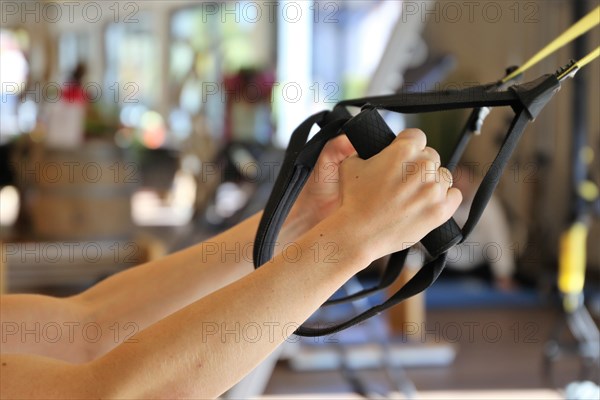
top-left (92, 213), bottom-right (364, 399)
top-left (1, 128), bottom-right (463, 399)
top-left (0, 295), bottom-right (91, 363)
top-left (72, 210), bottom-right (312, 359)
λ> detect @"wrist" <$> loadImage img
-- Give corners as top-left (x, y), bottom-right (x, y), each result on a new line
top-left (309, 209), bottom-right (374, 273)
top-left (280, 208), bottom-right (314, 244)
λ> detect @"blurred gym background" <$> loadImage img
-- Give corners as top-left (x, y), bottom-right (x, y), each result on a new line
top-left (1, 1), bottom-right (599, 398)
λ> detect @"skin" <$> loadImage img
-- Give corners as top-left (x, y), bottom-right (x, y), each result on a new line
top-left (0, 130), bottom-right (461, 399)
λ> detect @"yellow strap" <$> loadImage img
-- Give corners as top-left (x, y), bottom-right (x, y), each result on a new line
top-left (558, 222), bottom-right (588, 311)
top-left (556, 46), bottom-right (600, 80)
top-left (576, 46), bottom-right (600, 69)
top-left (502, 6), bottom-right (600, 83)
top-left (556, 46), bottom-right (600, 81)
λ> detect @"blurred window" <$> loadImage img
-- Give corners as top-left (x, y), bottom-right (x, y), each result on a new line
top-left (169, 3), bottom-right (274, 142)
top-left (0, 28), bottom-right (30, 142)
top-left (58, 32), bottom-right (89, 78)
top-left (104, 12), bottom-right (159, 108)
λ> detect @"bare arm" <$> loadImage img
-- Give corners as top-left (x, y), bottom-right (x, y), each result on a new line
top-left (94, 214), bottom-right (368, 398)
top-left (0, 210), bottom-right (309, 363)
top-left (0, 215), bottom-right (364, 399)
top-left (1, 136), bottom-right (355, 363)
top-left (1, 129), bottom-right (461, 398)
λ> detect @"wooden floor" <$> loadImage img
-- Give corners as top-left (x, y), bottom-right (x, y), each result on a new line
top-left (263, 306), bottom-right (599, 397)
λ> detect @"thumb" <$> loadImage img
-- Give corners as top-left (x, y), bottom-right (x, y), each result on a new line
top-left (376, 128), bottom-right (426, 160)
top-left (392, 128), bottom-right (427, 149)
top-left (321, 134), bottom-right (357, 164)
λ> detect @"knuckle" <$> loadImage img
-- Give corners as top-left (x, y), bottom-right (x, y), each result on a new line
top-left (421, 181), bottom-right (444, 203)
top-left (439, 167), bottom-right (453, 185)
top-left (432, 181), bottom-right (446, 200)
top-left (425, 146), bottom-right (441, 162)
top-left (404, 128), bottom-right (426, 140)
top-left (398, 128), bottom-right (427, 148)
top-left (423, 158), bottom-right (438, 171)
top-left (392, 146), bottom-right (409, 162)
top-left (394, 141), bottom-right (417, 160)
top-left (430, 203), bottom-right (447, 221)
top-left (437, 181), bottom-right (449, 199)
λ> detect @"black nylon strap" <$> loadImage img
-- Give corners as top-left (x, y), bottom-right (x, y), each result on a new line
top-left (253, 111), bottom-right (327, 267)
top-left (303, 85), bottom-right (556, 335)
top-left (295, 252), bottom-right (449, 337)
top-left (461, 74), bottom-right (560, 239)
top-left (323, 249), bottom-right (409, 306)
top-left (295, 109), bottom-right (531, 337)
top-left (253, 115), bottom-right (347, 267)
top-left (461, 111), bottom-right (530, 239)
top-left (447, 107), bottom-right (487, 171)
top-left (339, 83), bottom-right (516, 113)
top-left (253, 74), bottom-right (561, 337)
top-left (252, 108), bottom-right (411, 308)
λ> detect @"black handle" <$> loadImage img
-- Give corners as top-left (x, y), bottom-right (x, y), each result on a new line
top-left (342, 107), bottom-right (463, 257)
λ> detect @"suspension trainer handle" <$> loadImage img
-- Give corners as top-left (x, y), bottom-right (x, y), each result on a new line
top-left (249, 7), bottom-right (599, 336)
top-left (253, 73), bottom-right (564, 337)
top-left (342, 107), bottom-right (463, 257)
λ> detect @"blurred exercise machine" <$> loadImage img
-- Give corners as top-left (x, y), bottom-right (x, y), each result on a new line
top-left (543, 0), bottom-right (600, 388)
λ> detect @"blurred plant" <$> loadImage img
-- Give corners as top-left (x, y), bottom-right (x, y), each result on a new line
top-left (84, 102), bottom-right (120, 141)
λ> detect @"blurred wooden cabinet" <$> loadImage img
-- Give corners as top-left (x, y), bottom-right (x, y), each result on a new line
top-left (1, 235), bottom-right (165, 294)
top-left (14, 140), bottom-right (137, 241)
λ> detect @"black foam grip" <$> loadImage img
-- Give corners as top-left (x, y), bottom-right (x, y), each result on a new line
top-left (342, 107), bottom-right (462, 257)
top-left (420, 218), bottom-right (462, 257)
top-left (342, 107), bottom-right (396, 159)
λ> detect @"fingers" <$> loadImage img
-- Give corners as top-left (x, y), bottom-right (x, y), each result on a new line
top-left (416, 147), bottom-right (441, 184)
top-left (425, 186), bottom-right (462, 230)
top-left (394, 128), bottom-right (427, 150)
top-left (321, 134), bottom-right (357, 164)
top-left (331, 134), bottom-right (356, 157)
top-left (341, 126), bottom-right (452, 194)
top-left (422, 146), bottom-right (441, 166)
top-left (438, 166), bottom-right (454, 188)
top-left (382, 128), bottom-right (427, 161)
top-left (445, 187), bottom-right (463, 214)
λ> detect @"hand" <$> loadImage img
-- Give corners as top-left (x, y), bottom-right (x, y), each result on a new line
top-left (287, 134), bottom-right (356, 232)
top-left (330, 128), bottom-right (462, 264)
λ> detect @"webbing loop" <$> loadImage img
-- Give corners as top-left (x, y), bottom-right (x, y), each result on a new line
top-left (254, 75), bottom-right (561, 337)
top-left (251, 11), bottom-right (599, 336)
